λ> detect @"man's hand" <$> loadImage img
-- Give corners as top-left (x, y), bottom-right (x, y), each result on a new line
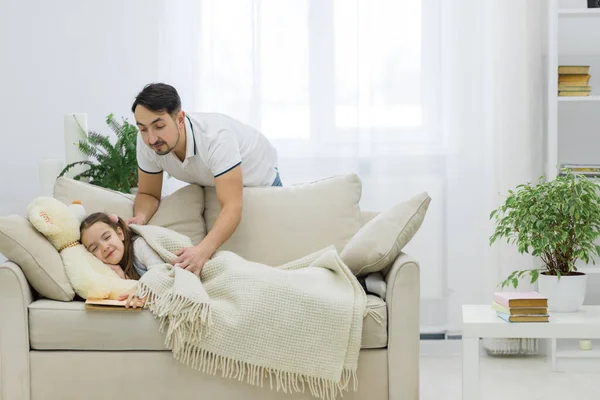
top-left (168, 164), bottom-right (243, 277)
top-left (171, 245), bottom-right (213, 276)
top-left (125, 215), bottom-right (148, 226)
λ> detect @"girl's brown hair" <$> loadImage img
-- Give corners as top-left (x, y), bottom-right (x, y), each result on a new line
top-left (79, 212), bottom-right (140, 280)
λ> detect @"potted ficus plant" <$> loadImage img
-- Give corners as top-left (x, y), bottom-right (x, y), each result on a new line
top-left (59, 113), bottom-right (139, 194)
top-left (489, 168), bottom-right (600, 312)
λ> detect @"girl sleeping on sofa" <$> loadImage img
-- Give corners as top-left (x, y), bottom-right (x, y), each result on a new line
top-left (79, 212), bottom-right (389, 305)
top-left (79, 212), bottom-right (163, 307)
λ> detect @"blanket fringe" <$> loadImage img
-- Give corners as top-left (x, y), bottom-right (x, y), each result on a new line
top-left (136, 282), bottom-right (213, 350)
top-left (172, 343), bottom-right (358, 400)
top-left (133, 252), bottom-right (362, 400)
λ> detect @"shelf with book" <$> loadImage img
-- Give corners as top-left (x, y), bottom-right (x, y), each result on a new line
top-left (559, 8), bottom-right (600, 17)
top-left (546, 0), bottom-right (600, 181)
top-left (558, 95), bottom-right (600, 102)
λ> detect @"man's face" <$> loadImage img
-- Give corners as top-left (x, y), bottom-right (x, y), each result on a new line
top-left (134, 105), bottom-right (184, 156)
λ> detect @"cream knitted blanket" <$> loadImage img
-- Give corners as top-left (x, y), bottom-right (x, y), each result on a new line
top-left (129, 224), bottom-right (367, 400)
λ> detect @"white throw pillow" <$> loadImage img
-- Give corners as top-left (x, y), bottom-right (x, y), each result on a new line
top-left (204, 174), bottom-right (363, 266)
top-left (341, 192), bottom-right (431, 276)
top-left (0, 215), bottom-right (75, 301)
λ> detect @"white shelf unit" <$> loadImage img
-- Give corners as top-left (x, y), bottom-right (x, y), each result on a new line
top-left (546, 1), bottom-right (600, 181)
top-left (552, 339), bottom-right (600, 372)
top-left (559, 8), bottom-right (600, 17)
top-left (546, 0), bottom-right (600, 370)
top-left (558, 95), bottom-right (600, 102)
top-left (556, 338), bottom-right (600, 357)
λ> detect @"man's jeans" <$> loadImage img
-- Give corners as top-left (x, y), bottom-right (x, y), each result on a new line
top-left (272, 169), bottom-right (282, 186)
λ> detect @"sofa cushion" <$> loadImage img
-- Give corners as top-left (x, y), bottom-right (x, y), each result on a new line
top-left (28, 296), bottom-right (387, 350)
top-left (341, 192), bottom-right (431, 276)
top-left (0, 216), bottom-right (74, 301)
top-left (203, 174), bottom-right (362, 266)
top-left (53, 177), bottom-right (206, 245)
top-left (362, 295), bottom-right (388, 348)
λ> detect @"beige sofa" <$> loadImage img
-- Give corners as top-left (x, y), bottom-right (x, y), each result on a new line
top-left (0, 174), bottom-right (426, 400)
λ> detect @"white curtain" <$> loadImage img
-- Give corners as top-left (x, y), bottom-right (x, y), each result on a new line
top-left (158, 0), bottom-right (547, 331)
top-left (440, 0), bottom-right (548, 331)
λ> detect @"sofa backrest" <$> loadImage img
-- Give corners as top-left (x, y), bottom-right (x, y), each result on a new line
top-left (203, 174), bottom-right (363, 266)
top-left (0, 175), bottom-right (366, 301)
top-left (360, 210), bottom-right (379, 227)
top-left (54, 177), bottom-right (207, 245)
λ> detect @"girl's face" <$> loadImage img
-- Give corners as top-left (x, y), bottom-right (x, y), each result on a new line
top-left (81, 222), bottom-right (125, 265)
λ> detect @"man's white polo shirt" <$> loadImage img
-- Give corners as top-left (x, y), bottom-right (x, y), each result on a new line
top-left (136, 112), bottom-right (279, 187)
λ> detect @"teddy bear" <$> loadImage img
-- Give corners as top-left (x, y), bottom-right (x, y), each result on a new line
top-left (26, 196), bottom-right (137, 300)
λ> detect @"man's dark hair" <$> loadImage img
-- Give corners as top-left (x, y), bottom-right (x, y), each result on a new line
top-left (131, 83), bottom-right (182, 115)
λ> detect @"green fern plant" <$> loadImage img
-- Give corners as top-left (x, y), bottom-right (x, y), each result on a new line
top-left (59, 113), bottom-right (138, 193)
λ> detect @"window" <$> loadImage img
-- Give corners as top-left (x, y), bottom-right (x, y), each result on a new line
top-left (197, 0), bottom-right (440, 144)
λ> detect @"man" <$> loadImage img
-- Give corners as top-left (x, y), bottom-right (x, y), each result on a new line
top-left (127, 83), bottom-right (280, 276)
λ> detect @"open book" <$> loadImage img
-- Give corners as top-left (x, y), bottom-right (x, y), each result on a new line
top-left (85, 298), bottom-right (144, 311)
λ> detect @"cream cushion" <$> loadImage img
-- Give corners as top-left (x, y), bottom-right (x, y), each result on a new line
top-left (341, 192), bottom-right (431, 276)
top-left (54, 177), bottom-right (135, 219)
top-left (28, 297), bottom-right (387, 350)
top-left (53, 178), bottom-right (206, 245)
top-left (203, 174), bottom-right (362, 266)
top-left (0, 216), bottom-right (74, 301)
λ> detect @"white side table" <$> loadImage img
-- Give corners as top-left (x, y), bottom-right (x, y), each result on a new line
top-left (461, 305), bottom-right (600, 400)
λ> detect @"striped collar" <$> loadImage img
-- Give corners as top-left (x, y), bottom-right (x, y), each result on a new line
top-left (184, 115), bottom-right (198, 158)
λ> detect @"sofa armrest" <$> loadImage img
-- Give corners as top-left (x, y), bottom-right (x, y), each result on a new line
top-left (384, 252), bottom-right (420, 400)
top-left (0, 261), bottom-right (33, 400)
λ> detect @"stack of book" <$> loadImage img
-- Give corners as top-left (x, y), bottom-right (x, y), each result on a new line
top-left (558, 65), bottom-right (592, 97)
top-left (560, 163), bottom-right (600, 178)
top-left (492, 291), bottom-right (549, 323)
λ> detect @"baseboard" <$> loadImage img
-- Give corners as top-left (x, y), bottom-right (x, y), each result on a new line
top-left (420, 333), bottom-right (462, 340)
top-left (419, 331), bottom-right (464, 356)
top-left (420, 333), bottom-right (445, 340)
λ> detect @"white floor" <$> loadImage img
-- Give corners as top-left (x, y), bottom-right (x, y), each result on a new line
top-left (420, 342), bottom-right (600, 400)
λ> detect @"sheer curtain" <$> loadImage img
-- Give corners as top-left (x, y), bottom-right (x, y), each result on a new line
top-left (158, 0), bottom-right (547, 331)
top-left (441, 0), bottom-right (547, 331)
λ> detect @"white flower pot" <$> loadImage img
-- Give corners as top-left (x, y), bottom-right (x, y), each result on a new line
top-left (537, 272), bottom-right (587, 313)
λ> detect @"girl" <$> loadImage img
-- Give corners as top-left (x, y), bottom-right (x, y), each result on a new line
top-left (79, 212), bottom-right (163, 307)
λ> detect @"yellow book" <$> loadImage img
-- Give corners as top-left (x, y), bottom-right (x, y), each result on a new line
top-left (85, 298), bottom-right (144, 311)
top-left (558, 85), bottom-right (591, 92)
top-left (559, 74), bottom-right (591, 84)
top-left (491, 301), bottom-right (547, 316)
top-left (497, 313), bottom-right (549, 323)
top-left (559, 81), bottom-right (591, 87)
top-left (558, 65), bottom-right (590, 75)
top-left (559, 91), bottom-right (591, 97)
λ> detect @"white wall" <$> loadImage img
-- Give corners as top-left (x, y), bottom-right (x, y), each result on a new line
top-left (0, 0), bottom-right (166, 217)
